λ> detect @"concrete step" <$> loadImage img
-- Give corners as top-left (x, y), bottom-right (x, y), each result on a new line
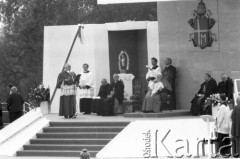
top-left (49, 121), bottom-right (129, 127)
top-left (43, 127), bottom-right (125, 133)
top-left (23, 144), bottom-right (104, 151)
top-left (18, 121), bottom-right (129, 157)
top-left (124, 109), bottom-right (191, 118)
top-left (30, 138), bottom-right (111, 145)
top-left (36, 132), bottom-right (118, 139)
top-left (17, 150), bottom-right (97, 157)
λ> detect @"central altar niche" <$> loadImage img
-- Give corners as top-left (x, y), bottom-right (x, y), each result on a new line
top-left (108, 30), bottom-right (148, 100)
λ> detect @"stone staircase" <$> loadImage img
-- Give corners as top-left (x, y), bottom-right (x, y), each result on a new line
top-left (17, 121), bottom-right (129, 157)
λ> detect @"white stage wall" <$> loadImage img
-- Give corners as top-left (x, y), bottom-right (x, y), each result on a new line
top-left (97, 118), bottom-right (214, 158)
top-left (43, 21), bottom-right (159, 113)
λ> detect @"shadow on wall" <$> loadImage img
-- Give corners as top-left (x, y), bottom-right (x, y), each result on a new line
top-left (176, 58), bottom-right (198, 109)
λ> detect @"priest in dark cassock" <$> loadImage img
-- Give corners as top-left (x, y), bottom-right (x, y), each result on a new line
top-left (57, 63), bottom-right (77, 118)
top-left (96, 78), bottom-right (110, 115)
top-left (162, 58), bottom-right (176, 109)
top-left (216, 74), bottom-right (234, 100)
top-left (79, 63), bottom-right (94, 115)
top-left (231, 97), bottom-right (240, 156)
top-left (103, 74), bottom-right (124, 116)
top-left (190, 73), bottom-right (217, 115)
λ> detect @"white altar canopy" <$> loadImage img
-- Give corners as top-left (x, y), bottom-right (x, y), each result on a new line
top-left (43, 21), bottom-right (159, 113)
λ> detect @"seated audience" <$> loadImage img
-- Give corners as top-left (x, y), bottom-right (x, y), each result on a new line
top-left (217, 74), bottom-right (233, 100)
top-left (7, 86), bottom-right (24, 123)
top-left (190, 73), bottom-right (217, 115)
top-left (102, 74), bottom-right (124, 116)
top-left (215, 94), bottom-right (232, 156)
top-left (142, 74), bottom-right (172, 113)
top-left (231, 97), bottom-right (240, 156)
top-left (97, 78), bottom-right (110, 115)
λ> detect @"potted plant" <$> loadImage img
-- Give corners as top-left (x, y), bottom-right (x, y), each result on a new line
top-left (28, 84), bottom-right (50, 114)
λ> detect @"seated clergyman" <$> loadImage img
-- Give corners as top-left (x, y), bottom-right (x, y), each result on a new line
top-left (142, 74), bottom-right (172, 113)
top-left (102, 74), bottom-right (124, 116)
top-left (190, 73), bottom-right (217, 116)
top-left (96, 78), bottom-right (110, 116)
top-left (98, 78), bottom-right (110, 99)
top-left (217, 74), bottom-right (233, 100)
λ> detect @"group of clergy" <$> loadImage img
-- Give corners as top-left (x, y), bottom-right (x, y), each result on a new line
top-left (56, 63), bottom-right (124, 118)
top-left (190, 73), bottom-right (240, 156)
top-left (57, 63), bottom-right (95, 118)
top-left (96, 74), bottom-right (124, 116)
top-left (142, 57), bottom-right (176, 113)
top-left (190, 73), bottom-right (234, 116)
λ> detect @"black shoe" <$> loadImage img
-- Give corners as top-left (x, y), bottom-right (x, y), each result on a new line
top-left (71, 113), bottom-right (77, 118)
top-left (83, 112), bottom-right (91, 115)
top-left (64, 115), bottom-right (69, 118)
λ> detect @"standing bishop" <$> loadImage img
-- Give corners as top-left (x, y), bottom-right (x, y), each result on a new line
top-left (56, 63), bottom-right (77, 118)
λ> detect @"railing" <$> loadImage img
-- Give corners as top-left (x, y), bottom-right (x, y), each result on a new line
top-left (1, 102), bottom-right (36, 114)
top-left (23, 102), bottom-right (36, 114)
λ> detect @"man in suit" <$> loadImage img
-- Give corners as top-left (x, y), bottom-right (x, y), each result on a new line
top-left (7, 86), bottom-right (24, 123)
top-left (162, 58), bottom-right (177, 109)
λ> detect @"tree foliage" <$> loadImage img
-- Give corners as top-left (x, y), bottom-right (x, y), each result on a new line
top-left (0, 0), bottom-right (157, 101)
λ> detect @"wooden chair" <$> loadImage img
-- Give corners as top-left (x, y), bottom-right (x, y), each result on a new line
top-left (160, 89), bottom-right (172, 112)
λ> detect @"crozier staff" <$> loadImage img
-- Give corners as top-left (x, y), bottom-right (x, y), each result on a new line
top-left (56, 63), bottom-right (77, 118)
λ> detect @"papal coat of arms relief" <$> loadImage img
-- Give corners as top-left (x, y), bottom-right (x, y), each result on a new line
top-left (188, 0), bottom-right (217, 49)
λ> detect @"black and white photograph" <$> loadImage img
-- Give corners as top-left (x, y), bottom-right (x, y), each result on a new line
top-left (0, 0), bottom-right (240, 158)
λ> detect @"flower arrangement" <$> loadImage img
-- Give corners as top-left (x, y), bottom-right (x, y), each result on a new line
top-left (28, 85), bottom-right (50, 107)
top-left (205, 94), bottom-right (221, 106)
top-left (203, 93), bottom-right (221, 112)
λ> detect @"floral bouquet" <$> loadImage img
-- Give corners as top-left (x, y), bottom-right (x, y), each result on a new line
top-left (28, 85), bottom-right (50, 107)
top-left (203, 94), bottom-right (220, 112)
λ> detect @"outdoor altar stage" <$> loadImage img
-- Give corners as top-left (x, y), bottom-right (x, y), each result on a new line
top-left (43, 21), bottom-right (159, 114)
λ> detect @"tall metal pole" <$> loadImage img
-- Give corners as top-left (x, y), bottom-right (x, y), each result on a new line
top-left (49, 26), bottom-right (81, 111)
